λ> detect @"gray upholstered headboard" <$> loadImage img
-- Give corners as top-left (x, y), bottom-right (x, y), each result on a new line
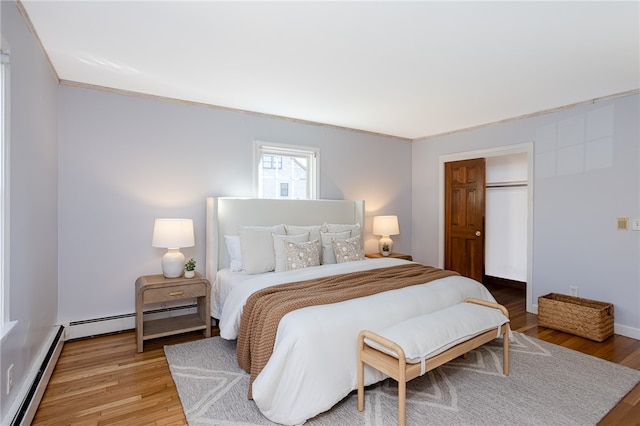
top-left (205, 197), bottom-right (365, 283)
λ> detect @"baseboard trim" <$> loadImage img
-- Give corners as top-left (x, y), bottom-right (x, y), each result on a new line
top-left (64, 305), bottom-right (198, 341)
top-left (613, 323), bottom-right (640, 340)
top-left (483, 275), bottom-right (526, 290)
top-left (9, 325), bottom-right (64, 426)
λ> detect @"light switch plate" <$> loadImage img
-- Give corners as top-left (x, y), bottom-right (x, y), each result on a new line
top-left (617, 217), bottom-right (628, 230)
top-left (633, 219), bottom-right (640, 231)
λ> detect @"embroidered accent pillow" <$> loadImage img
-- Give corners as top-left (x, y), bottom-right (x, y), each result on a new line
top-left (332, 236), bottom-right (364, 263)
top-left (285, 239), bottom-right (321, 270)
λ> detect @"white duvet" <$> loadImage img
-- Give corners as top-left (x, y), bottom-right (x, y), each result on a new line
top-left (218, 258), bottom-right (497, 425)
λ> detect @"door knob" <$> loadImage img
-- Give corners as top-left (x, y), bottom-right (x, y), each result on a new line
top-left (475, 231), bottom-right (481, 237)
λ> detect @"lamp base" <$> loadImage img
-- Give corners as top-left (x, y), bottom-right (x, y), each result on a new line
top-left (378, 236), bottom-right (394, 256)
top-left (162, 248), bottom-right (185, 278)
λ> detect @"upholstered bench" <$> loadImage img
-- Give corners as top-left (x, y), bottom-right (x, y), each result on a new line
top-left (357, 298), bottom-right (510, 426)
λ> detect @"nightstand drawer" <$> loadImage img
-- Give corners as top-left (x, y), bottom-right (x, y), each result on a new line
top-left (143, 282), bottom-right (207, 304)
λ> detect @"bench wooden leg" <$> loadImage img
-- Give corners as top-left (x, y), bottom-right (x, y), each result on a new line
top-left (357, 365), bottom-right (364, 411)
top-left (357, 334), bottom-right (365, 412)
top-left (503, 329), bottom-right (509, 376)
top-left (398, 356), bottom-right (407, 426)
top-left (398, 379), bottom-right (406, 426)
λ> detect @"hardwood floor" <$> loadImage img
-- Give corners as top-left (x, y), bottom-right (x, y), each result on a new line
top-left (32, 285), bottom-right (640, 425)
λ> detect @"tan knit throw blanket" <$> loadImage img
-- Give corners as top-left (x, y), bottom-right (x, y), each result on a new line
top-left (236, 263), bottom-right (458, 399)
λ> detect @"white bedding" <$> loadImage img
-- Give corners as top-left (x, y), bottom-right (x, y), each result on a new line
top-left (218, 257), bottom-right (497, 425)
top-left (212, 268), bottom-right (254, 319)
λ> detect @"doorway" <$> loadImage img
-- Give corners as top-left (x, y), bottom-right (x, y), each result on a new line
top-left (484, 153), bottom-right (528, 288)
top-left (439, 143), bottom-right (534, 313)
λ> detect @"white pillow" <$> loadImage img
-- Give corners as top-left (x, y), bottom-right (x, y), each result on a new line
top-left (324, 222), bottom-right (361, 236)
top-left (320, 230), bottom-right (351, 264)
top-left (331, 236), bottom-right (364, 264)
top-left (239, 224), bottom-right (286, 274)
top-left (285, 239), bottom-right (321, 271)
top-left (285, 224), bottom-right (321, 243)
top-left (274, 232), bottom-right (309, 272)
top-left (224, 235), bottom-right (242, 272)
top-left (322, 222), bottom-right (364, 249)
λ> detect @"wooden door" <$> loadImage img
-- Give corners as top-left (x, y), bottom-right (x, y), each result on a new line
top-left (444, 158), bottom-right (486, 282)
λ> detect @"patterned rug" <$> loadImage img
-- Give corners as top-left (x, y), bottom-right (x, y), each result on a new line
top-left (164, 332), bottom-right (640, 425)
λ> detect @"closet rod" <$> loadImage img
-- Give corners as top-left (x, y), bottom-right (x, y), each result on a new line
top-left (486, 181), bottom-right (528, 189)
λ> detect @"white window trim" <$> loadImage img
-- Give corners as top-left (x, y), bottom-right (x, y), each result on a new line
top-left (254, 140), bottom-right (319, 199)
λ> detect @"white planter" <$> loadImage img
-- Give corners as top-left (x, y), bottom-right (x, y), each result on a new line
top-left (184, 270), bottom-right (195, 278)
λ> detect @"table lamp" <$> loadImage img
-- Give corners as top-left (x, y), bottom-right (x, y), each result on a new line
top-left (372, 215), bottom-right (399, 256)
top-left (152, 218), bottom-right (195, 278)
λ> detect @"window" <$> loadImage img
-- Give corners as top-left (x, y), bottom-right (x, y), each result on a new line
top-left (280, 182), bottom-right (289, 197)
top-left (262, 155), bottom-right (282, 170)
top-left (255, 141), bottom-right (319, 199)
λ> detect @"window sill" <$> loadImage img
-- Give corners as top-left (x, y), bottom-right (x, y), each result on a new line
top-left (0, 320), bottom-right (17, 344)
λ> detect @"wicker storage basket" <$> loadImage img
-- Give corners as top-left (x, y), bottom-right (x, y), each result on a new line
top-left (538, 293), bottom-right (614, 342)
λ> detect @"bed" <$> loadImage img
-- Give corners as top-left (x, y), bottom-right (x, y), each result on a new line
top-left (205, 197), bottom-right (498, 425)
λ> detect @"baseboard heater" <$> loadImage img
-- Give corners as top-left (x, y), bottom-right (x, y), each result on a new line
top-left (10, 325), bottom-right (65, 426)
top-left (66, 304), bottom-right (199, 341)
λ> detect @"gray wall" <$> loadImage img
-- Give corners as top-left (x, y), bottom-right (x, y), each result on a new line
top-left (412, 94), bottom-right (640, 337)
top-left (57, 86), bottom-right (413, 324)
top-left (1, 0), bottom-right (59, 421)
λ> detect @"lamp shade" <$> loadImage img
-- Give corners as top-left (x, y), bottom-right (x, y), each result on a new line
top-left (372, 215), bottom-right (399, 236)
top-left (152, 218), bottom-right (195, 249)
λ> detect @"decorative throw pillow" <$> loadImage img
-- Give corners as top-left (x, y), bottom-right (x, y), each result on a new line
top-left (224, 235), bottom-right (243, 272)
top-left (273, 232), bottom-right (310, 272)
top-left (332, 236), bottom-right (364, 264)
top-left (239, 224), bottom-right (286, 274)
top-left (285, 225), bottom-right (322, 264)
top-left (285, 239), bottom-right (321, 271)
top-left (320, 230), bottom-right (351, 264)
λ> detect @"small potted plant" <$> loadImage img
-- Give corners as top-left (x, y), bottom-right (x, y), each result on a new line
top-left (382, 243), bottom-right (390, 256)
top-left (184, 258), bottom-right (196, 278)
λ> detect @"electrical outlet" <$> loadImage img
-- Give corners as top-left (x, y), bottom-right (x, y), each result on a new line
top-left (7, 364), bottom-right (13, 395)
top-left (569, 286), bottom-right (578, 297)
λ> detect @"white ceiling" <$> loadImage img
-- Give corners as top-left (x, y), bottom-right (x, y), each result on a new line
top-left (19, 1), bottom-right (640, 140)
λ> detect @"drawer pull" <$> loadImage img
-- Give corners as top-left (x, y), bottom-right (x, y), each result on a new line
top-left (169, 291), bottom-right (184, 296)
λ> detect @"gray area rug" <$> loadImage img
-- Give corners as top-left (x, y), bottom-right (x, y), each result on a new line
top-left (164, 332), bottom-right (640, 425)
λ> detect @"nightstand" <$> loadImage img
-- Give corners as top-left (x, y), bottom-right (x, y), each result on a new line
top-left (135, 272), bottom-right (211, 352)
top-left (365, 252), bottom-right (413, 261)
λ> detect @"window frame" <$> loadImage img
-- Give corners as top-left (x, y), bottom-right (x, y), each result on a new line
top-left (254, 141), bottom-right (319, 200)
